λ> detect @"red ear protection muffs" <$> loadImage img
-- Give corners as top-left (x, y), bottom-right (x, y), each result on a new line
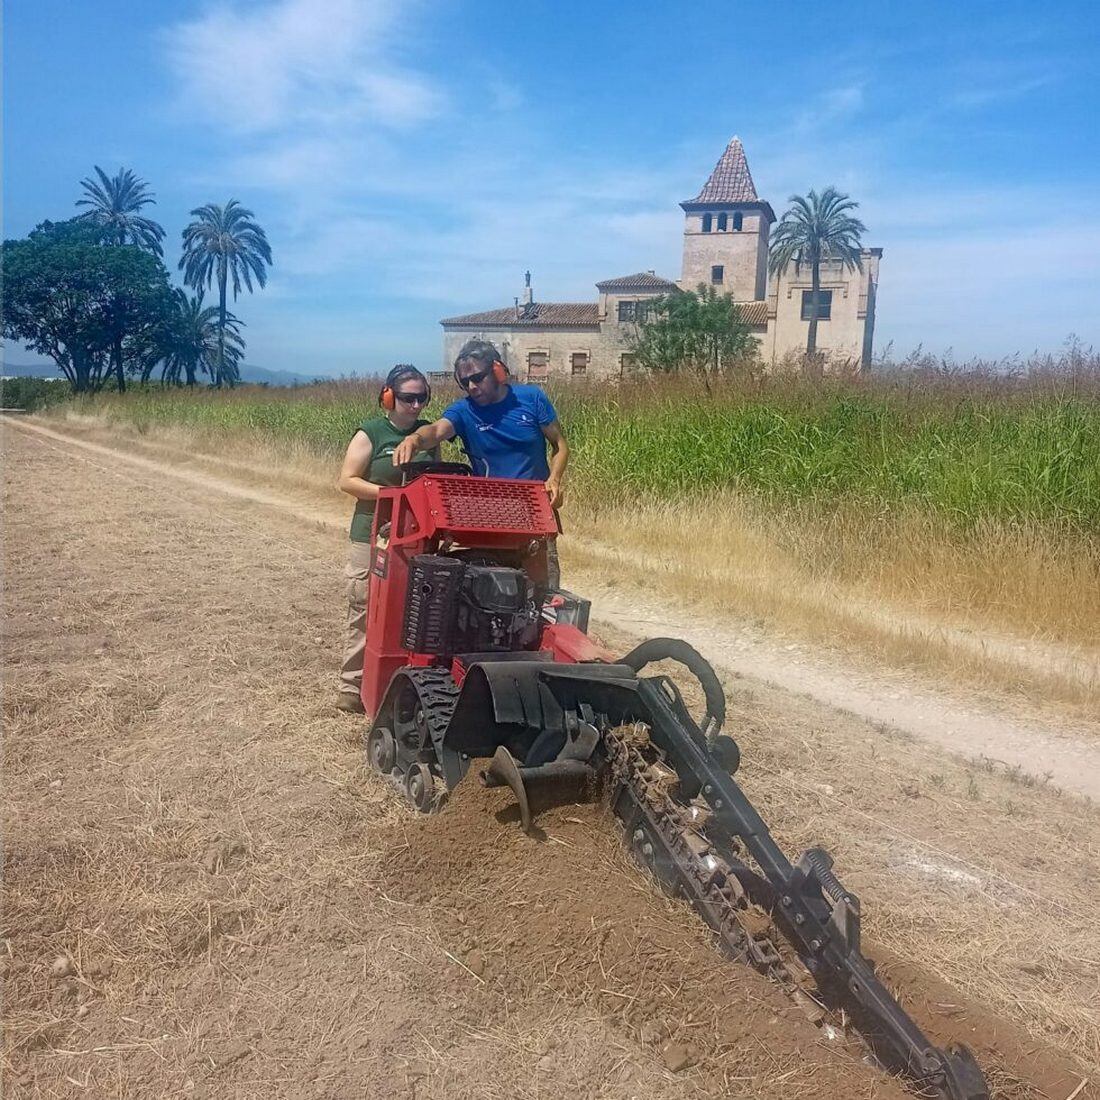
top-left (379, 370), bottom-right (431, 411)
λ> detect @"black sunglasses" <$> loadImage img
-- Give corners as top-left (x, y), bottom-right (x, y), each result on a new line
top-left (395, 391), bottom-right (429, 405)
top-left (456, 368), bottom-right (491, 388)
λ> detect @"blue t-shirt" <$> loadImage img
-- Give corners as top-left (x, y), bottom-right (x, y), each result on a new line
top-left (442, 384), bottom-right (558, 481)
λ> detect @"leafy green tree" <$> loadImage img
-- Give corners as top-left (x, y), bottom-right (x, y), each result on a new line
top-left (629, 285), bottom-right (756, 380)
top-left (2, 219), bottom-right (174, 394)
top-left (768, 187), bottom-right (866, 366)
top-left (180, 201), bottom-right (272, 388)
top-left (76, 166), bottom-right (165, 255)
top-left (153, 290), bottom-right (245, 387)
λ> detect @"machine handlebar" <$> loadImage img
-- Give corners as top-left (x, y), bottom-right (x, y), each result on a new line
top-left (399, 461), bottom-right (473, 485)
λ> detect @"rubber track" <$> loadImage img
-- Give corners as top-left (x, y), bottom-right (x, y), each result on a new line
top-left (402, 666), bottom-right (460, 756)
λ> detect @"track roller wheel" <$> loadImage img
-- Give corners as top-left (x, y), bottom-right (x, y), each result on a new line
top-left (367, 726), bottom-right (397, 775)
top-left (405, 762), bottom-right (441, 813)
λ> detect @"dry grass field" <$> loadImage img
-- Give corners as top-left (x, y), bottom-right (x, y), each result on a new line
top-left (3, 418), bottom-right (1098, 1099)
top-left (42, 388), bottom-right (1100, 720)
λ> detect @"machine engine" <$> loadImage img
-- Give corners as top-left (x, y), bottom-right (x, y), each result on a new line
top-left (403, 554), bottom-right (541, 655)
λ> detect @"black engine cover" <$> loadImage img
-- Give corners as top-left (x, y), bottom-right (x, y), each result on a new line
top-left (402, 556), bottom-right (540, 656)
top-left (455, 565), bottom-right (540, 652)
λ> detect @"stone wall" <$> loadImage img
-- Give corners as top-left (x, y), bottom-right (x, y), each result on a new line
top-left (441, 324), bottom-right (637, 382)
top-left (766, 249), bottom-right (882, 368)
top-left (680, 208), bottom-right (770, 299)
top-left (442, 287), bottom-right (672, 381)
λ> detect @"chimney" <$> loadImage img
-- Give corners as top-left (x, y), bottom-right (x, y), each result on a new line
top-left (521, 269), bottom-right (533, 306)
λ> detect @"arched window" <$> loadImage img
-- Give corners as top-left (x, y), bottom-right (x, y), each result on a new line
top-left (701, 213), bottom-right (712, 233)
top-left (732, 211), bottom-right (744, 231)
top-left (717, 212), bottom-right (728, 231)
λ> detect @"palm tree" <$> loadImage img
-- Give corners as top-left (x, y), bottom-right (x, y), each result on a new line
top-left (768, 187), bottom-right (866, 366)
top-left (158, 290), bottom-right (245, 387)
top-left (179, 201), bottom-right (272, 388)
top-left (76, 166), bottom-right (165, 255)
top-left (76, 166), bottom-right (167, 392)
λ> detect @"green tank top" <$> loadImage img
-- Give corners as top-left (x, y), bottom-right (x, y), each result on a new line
top-left (349, 416), bottom-right (433, 543)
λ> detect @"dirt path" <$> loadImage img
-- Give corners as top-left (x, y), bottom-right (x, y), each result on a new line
top-left (576, 571), bottom-right (1100, 798)
top-left (16, 416), bottom-right (1100, 799)
top-left (4, 419), bottom-right (1097, 1099)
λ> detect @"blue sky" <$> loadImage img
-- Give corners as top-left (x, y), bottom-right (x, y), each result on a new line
top-left (4, 0), bottom-right (1099, 375)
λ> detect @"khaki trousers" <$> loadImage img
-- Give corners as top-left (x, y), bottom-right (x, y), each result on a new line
top-left (339, 541), bottom-right (375, 698)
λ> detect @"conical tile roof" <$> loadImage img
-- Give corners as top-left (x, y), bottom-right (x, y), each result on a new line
top-left (685, 137), bottom-right (759, 204)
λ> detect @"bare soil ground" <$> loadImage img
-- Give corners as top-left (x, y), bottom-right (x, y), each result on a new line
top-left (3, 420), bottom-right (1097, 1099)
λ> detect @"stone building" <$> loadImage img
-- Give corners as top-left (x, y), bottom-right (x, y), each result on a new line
top-left (439, 138), bottom-right (882, 380)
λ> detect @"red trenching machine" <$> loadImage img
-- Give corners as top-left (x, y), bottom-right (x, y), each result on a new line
top-left (359, 464), bottom-right (989, 1100)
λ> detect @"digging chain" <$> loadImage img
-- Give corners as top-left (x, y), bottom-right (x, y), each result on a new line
top-left (603, 726), bottom-right (812, 1001)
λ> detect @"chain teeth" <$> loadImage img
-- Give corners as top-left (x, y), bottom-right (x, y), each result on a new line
top-left (605, 727), bottom-right (805, 990)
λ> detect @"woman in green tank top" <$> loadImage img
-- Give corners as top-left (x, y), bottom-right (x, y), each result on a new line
top-left (335, 365), bottom-right (438, 712)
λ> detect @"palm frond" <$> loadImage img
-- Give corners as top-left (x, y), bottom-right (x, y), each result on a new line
top-left (75, 165), bottom-right (165, 255)
top-left (768, 186), bottom-right (866, 276)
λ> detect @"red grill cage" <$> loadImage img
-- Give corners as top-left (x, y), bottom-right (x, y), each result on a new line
top-left (423, 475), bottom-right (557, 537)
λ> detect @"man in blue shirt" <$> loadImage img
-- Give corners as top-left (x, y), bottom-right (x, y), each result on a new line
top-left (393, 339), bottom-right (570, 583)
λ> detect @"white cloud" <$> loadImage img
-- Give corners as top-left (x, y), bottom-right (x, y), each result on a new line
top-left (946, 75), bottom-right (1054, 110)
top-left (164, 0), bottom-right (442, 133)
top-left (792, 82), bottom-right (866, 134)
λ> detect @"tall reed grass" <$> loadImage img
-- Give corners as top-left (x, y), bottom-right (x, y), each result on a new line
top-left (67, 358), bottom-right (1100, 533)
top-left (53, 352), bottom-right (1100, 659)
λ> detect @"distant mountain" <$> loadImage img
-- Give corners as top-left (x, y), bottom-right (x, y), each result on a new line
top-left (1, 359), bottom-right (324, 387)
top-left (1, 360), bottom-right (63, 379)
top-left (238, 363), bottom-right (325, 386)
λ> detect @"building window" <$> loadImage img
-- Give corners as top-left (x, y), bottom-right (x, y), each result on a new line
top-left (717, 212), bottom-right (728, 231)
top-left (732, 211), bottom-right (743, 231)
top-left (617, 299), bottom-right (636, 323)
top-left (800, 289), bottom-right (833, 321)
top-left (711, 265), bottom-right (724, 285)
top-left (619, 352), bottom-right (638, 376)
top-left (701, 213), bottom-right (712, 233)
top-left (527, 351), bottom-right (550, 379)
top-left (571, 352), bottom-right (589, 376)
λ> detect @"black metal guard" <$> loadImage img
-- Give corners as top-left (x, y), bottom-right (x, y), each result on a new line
top-left (630, 675), bottom-right (989, 1100)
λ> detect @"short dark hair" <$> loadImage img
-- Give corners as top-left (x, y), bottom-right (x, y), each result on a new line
top-left (454, 339), bottom-right (502, 374)
top-left (385, 363), bottom-right (428, 390)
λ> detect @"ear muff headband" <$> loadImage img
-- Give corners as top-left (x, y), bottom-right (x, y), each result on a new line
top-left (453, 360), bottom-right (509, 384)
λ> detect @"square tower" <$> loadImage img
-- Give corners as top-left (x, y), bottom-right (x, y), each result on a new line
top-left (680, 137), bottom-right (775, 301)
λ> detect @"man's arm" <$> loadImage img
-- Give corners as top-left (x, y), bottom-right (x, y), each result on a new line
top-left (541, 421), bottom-right (569, 509)
top-left (392, 418), bottom-right (457, 467)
